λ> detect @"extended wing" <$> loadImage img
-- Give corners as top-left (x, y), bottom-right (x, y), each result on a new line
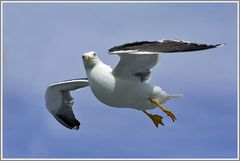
top-left (45, 78), bottom-right (89, 130)
top-left (109, 40), bottom-right (223, 81)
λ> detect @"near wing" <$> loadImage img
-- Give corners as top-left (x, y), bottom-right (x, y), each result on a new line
top-left (45, 78), bottom-right (89, 130)
top-left (109, 40), bottom-right (223, 81)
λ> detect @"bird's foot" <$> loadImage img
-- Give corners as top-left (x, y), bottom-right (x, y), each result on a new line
top-left (143, 110), bottom-right (164, 127)
top-left (164, 110), bottom-right (176, 122)
top-left (148, 98), bottom-right (176, 122)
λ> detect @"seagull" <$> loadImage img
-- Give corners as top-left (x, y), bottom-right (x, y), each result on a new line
top-left (45, 39), bottom-right (223, 130)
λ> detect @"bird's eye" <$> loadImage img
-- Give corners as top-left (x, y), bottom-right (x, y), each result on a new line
top-left (82, 55), bottom-right (85, 59)
top-left (93, 53), bottom-right (96, 56)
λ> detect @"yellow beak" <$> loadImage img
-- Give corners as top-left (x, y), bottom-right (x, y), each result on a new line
top-left (84, 56), bottom-right (94, 62)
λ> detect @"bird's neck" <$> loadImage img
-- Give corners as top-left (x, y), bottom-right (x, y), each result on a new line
top-left (85, 61), bottom-right (112, 77)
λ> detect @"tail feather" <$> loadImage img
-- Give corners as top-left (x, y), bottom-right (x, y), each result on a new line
top-left (166, 94), bottom-right (183, 99)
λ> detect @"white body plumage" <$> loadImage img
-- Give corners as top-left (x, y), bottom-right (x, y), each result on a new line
top-left (84, 53), bottom-right (172, 110)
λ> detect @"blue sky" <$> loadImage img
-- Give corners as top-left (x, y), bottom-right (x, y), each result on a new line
top-left (2, 2), bottom-right (238, 158)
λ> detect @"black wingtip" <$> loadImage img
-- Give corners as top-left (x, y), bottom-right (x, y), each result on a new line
top-left (52, 113), bottom-right (81, 130)
top-left (204, 43), bottom-right (225, 51)
top-left (72, 119), bottom-right (80, 130)
top-left (215, 43), bottom-right (226, 47)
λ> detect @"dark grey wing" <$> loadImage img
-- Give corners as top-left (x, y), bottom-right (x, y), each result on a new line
top-left (45, 78), bottom-right (89, 130)
top-left (109, 40), bottom-right (223, 53)
top-left (108, 40), bottom-right (223, 81)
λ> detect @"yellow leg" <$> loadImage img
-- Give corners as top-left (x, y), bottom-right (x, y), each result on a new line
top-left (143, 110), bottom-right (164, 127)
top-left (148, 98), bottom-right (176, 122)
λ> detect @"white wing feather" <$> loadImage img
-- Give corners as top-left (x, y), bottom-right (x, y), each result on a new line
top-left (111, 53), bottom-right (159, 81)
top-left (45, 78), bottom-right (89, 130)
top-left (109, 40), bottom-right (222, 81)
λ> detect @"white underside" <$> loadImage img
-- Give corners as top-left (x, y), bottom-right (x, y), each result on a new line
top-left (86, 62), bottom-right (180, 110)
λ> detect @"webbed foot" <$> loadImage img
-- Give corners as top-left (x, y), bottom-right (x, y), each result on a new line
top-left (148, 98), bottom-right (176, 122)
top-left (143, 110), bottom-right (164, 127)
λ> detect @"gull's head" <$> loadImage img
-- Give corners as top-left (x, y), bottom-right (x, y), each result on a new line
top-left (82, 51), bottom-right (100, 69)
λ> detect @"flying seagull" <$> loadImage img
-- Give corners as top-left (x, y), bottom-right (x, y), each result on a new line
top-left (45, 39), bottom-right (223, 130)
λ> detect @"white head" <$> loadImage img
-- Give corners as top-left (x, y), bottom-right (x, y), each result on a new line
top-left (82, 51), bottom-right (101, 70)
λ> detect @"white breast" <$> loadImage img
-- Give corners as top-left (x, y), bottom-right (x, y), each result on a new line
top-left (86, 63), bottom-right (155, 109)
top-left (87, 63), bottom-right (117, 106)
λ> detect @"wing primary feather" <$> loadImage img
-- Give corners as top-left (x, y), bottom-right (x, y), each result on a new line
top-left (45, 78), bottom-right (89, 130)
top-left (109, 40), bottom-right (223, 81)
top-left (53, 105), bottom-right (80, 130)
top-left (108, 40), bottom-right (223, 54)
